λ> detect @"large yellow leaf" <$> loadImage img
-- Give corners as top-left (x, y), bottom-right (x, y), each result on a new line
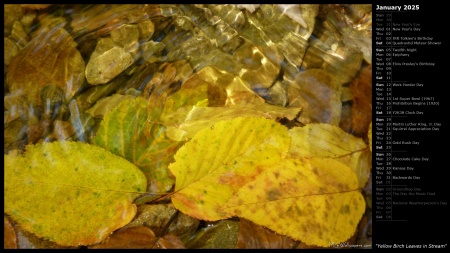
top-left (4, 141), bottom-right (147, 246)
top-left (169, 117), bottom-right (291, 220)
top-left (224, 157), bottom-right (365, 247)
top-left (168, 117), bottom-right (366, 247)
top-left (289, 124), bottom-right (370, 188)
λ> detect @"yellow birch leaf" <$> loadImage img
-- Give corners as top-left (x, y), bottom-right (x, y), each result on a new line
top-left (169, 117), bottom-right (290, 220)
top-left (4, 141), bottom-right (147, 246)
top-left (289, 124), bottom-right (370, 188)
top-left (223, 157), bottom-right (365, 247)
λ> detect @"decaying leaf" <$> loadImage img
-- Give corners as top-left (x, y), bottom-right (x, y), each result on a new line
top-left (236, 218), bottom-right (297, 249)
top-left (88, 226), bottom-right (185, 249)
top-left (89, 226), bottom-right (155, 249)
top-left (4, 216), bottom-right (18, 249)
top-left (7, 26), bottom-right (85, 106)
top-left (123, 204), bottom-right (199, 238)
top-left (289, 123), bottom-right (370, 188)
top-left (169, 117), bottom-right (366, 247)
top-left (349, 64), bottom-right (372, 137)
top-left (93, 97), bottom-right (183, 193)
top-left (288, 69), bottom-right (342, 125)
top-left (4, 141), bottom-right (147, 246)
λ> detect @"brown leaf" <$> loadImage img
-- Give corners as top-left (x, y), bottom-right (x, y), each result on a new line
top-left (155, 234), bottom-right (186, 249)
top-left (289, 69), bottom-right (342, 125)
top-left (7, 26), bottom-right (85, 106)
top-left (4, 216), bottom-right (17, 249)
top-left (88, 226), bottom-right (185, 249)
top-left (89, 226), bottom-right (156, 249)
top-left (349, 64), bottom-right (372, 137)
top-left (236, 218), bottom-right (296, 249)
top-left (123, 204), bottom-right (199, 238)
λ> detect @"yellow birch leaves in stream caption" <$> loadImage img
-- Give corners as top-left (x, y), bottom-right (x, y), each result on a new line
top-left (169, 117), bottom-right (369, 247)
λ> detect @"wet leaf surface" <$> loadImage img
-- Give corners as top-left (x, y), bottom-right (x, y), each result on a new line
top-left (288, 69), bottom-right (342, 125)
top-left (93, 97), bottom-right (183, 193)
top-left (4, 141), bottom-right (147, 246)
top-left (85, 94), bottom-right (135, 119)
top-left (7, 26), bottom-right (85, 106)
top-left (236, 218), bottom-right (297, 249)
top-left (349, 64), bottom-right (372, 137)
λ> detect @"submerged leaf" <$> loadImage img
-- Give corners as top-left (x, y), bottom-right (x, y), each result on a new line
top-left (165, 104), bottom-right (301, 141)
top-left (349, 64), bottom-right (372, 137)
top-left (288, 69), bottom-right (341, 125)
top-left (89, 226), bottom-right (157, 249)
top-left (123, 204), bottom-right (199, 238)
top-left (93, 97), bottom-right (183, 193)
top-left (184, 220), bottom-right (240, 249)
top-left (85, 94), bottom-right (135, 119)
top-left (236, 218), bottom-right (297, 249)
top-left (4, 141), bottom-right (147, 246)
top-left (88, 226), bottom-right (185, 249)
top-left (7, 26), bottom-right (85, 106)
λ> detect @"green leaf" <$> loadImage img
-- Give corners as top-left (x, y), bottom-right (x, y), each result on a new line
top-left (4, 141), bottom-right (147, 246)
top-left (93, 97), bottom-right (183, 193)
